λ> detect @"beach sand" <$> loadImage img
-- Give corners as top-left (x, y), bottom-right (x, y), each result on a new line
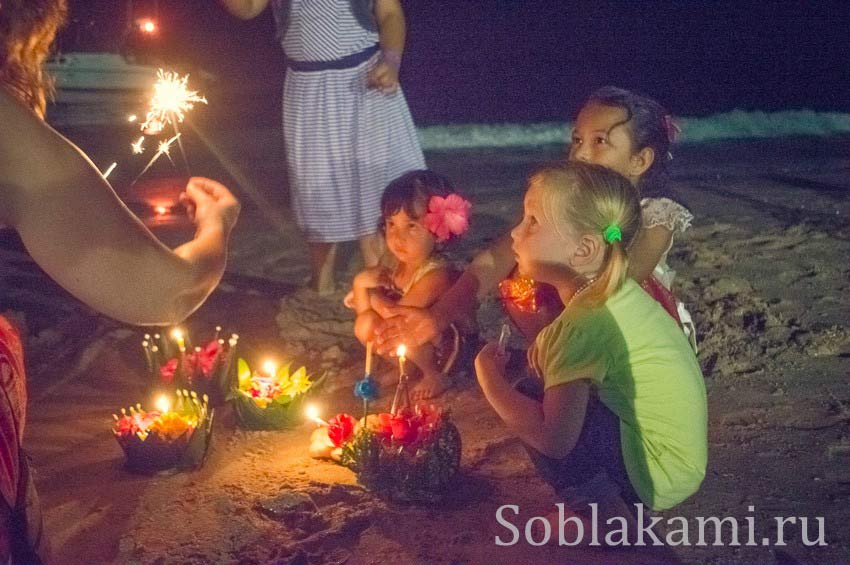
top-left (6, 124), bottom-right (850, 563)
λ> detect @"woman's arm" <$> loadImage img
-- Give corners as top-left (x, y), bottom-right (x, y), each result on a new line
top-left (218, 0), bottom-right (270, 20)
top-left (475, 343), bottom-right (591, 458)
top-left (627, 225), bottom-right (673, 284)
top-left (0, 90), bottom-right (238, 325)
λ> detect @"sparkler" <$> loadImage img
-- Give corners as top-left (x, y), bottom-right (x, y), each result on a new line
top-left (132, 133), bottom-right (181, 185)
top-left (131, 70), bottom-right (207, 179)
top-left (141, 70), bottom-right (207, 136)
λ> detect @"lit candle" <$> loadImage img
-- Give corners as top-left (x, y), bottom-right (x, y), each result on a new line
top-left (305, 404), bottom-right (328, 427)
top-left (171, 328), bottom-right (186, 352)
top-left (262, 359), bottom-right (278, 379)
top-left (396, 344), bottom-right (407, 376)
top-left (155, 394), bottom-right (171, 414)
top-left (365, 341), bottom-right (373, 375)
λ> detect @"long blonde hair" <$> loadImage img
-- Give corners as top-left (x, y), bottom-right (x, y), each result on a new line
top-left (0, 0), bottom-right (68, 116)
top-left (532, 161), bottom-right (641, 308)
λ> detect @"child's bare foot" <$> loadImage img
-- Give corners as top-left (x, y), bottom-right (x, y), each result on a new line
top-left (411, 373), bottom-right (452, 401)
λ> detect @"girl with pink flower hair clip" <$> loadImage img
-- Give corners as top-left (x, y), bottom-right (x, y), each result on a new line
top-left (350, 170), bottom-right (477, 400)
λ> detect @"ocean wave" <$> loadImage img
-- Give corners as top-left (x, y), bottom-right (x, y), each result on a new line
top-left (419, 110), bottom-right (850, 150)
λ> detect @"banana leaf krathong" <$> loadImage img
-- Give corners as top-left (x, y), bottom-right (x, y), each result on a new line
top-left (326, 405), bottom-right (462, 503)
top-left (112, 389), bottom-right (214, 474)
top-left (230, 358), bottom-right (326, 430)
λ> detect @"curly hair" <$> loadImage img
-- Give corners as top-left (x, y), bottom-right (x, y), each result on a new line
top-left (0, 0), bottom-right (68, 116)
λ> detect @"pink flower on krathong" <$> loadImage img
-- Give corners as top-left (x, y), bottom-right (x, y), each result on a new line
top-left (115, 415), bottom-right (139, 437)
top-left (160, 358), bottom-right (179, 384)
top-left (423, 194), bottom-right (471, 242)
top-left (196, 340), bottom-right (222, 378)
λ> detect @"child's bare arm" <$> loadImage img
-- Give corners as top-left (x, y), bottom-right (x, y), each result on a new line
top-left (375, 234), bottom-right (515, 353)
top-left (218, 0), bottom-right (269, 19)
top-left (627, 225), bottom-right (674, 284)
top-left (369, 0), bottom-right (405, 92)
top-left (398, 268), bottom-right (453, 309)
top-left (431, 233), bottom-right (514, 322)
top-left (475, 343), bottom-right (593, 458)
top-left (353, 267), bottom-right (389, 315)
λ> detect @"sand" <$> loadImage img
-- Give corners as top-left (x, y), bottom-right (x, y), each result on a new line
top-left (6, 129), bottom-right (850, 564)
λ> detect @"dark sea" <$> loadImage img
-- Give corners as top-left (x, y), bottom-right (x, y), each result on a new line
top-left (61, 0), bottom-right (850, 125)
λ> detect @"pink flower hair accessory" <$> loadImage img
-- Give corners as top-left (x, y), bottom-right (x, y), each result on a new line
top-left (423, 193), bottom-right (472, 242)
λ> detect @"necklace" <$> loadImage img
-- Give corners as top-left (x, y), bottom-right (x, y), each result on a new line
top-left (566, 277), bottom-right (596, 308)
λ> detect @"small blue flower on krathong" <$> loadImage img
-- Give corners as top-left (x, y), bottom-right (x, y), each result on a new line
top-left (354, 375), bottom-right (379, 401)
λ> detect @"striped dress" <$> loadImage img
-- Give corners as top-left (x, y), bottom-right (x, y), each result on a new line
top-left (278, 0), bottom-right (426, 242)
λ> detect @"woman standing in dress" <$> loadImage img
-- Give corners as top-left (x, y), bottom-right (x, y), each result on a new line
top-left (221, 0), bottom-right (426, 294)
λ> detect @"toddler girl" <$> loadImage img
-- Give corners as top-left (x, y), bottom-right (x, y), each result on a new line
top-left (353, 170), bottom-right (474, 400)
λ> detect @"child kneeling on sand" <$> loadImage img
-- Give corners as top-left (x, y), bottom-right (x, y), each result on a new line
top-left (352, 170), bottom-right (476, 400)
top-left (475, 162), bottom-right (707, 541)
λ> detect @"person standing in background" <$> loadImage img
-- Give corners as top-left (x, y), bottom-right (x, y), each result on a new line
top-left (220, 0), bottom-right (426, 294)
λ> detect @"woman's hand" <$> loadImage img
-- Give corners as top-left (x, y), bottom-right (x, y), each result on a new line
top-left (374, 305), bottom-right (440, 354)
top-left (179, 177), bottom-right (240, 235)
top-left (474, 342), bottom-right (509, 388)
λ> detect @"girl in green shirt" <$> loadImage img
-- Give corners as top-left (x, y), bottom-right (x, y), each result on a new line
top-left (475, 162), bottom-right (707, 542)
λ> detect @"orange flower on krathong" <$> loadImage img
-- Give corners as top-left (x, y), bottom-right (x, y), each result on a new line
top-left (149, 412), bottom-right (194, 441)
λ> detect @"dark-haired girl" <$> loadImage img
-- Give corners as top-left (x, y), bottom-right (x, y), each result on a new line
top-left (352, 171), bottom-right (474, 400)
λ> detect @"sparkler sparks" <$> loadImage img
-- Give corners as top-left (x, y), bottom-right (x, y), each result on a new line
top-left (131, 136), bottom-right (146, 155)
top-left (102, 162), bottom-right (117, 179)
top-left (132, 133), bottom-right (181, 184)
top-left (141, 70), bottom-right (207, 135)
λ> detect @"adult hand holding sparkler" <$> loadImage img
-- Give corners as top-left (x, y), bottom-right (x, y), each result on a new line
top-left (179, 177), bottom-right (241, 235)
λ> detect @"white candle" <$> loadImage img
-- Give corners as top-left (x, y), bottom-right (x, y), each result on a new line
top-left (365, 341), bottom-right (373, 375)
top-left (396, 344), bottom-right (407, 376)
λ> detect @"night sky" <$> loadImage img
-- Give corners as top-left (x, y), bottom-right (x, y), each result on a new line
top-left (62, 0), bottom-right (850, 125)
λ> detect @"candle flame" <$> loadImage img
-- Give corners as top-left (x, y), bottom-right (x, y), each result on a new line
top-left (154, 205), bottom-right (168, 216)
top-left (396, 344), bottom-right (407, 358)
top-left (171, 329), bottom-right (183, 341)
top-left (127, 114), bottom-right (138, 123)
top-left (155, 394), bottom-right (171, 414)
top-left (305, 403), bottom-right (327, 426)
top-left (262, 359), bottom-right (278, 377)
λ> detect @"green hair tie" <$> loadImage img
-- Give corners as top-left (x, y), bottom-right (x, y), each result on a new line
top-left (602, 224), bottom-right (622, 244)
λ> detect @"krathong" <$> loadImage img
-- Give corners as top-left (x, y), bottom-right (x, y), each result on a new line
top-left (141, 327), bottom-right (237, 406)
top-left (231, 358), bottom-right (323, 430)
top-left (310, 343), bottom-right (461, 502)
top-left (312, 405), bottom-right (461, 503)
top-left (112, 390), bottom-right (213, 473)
